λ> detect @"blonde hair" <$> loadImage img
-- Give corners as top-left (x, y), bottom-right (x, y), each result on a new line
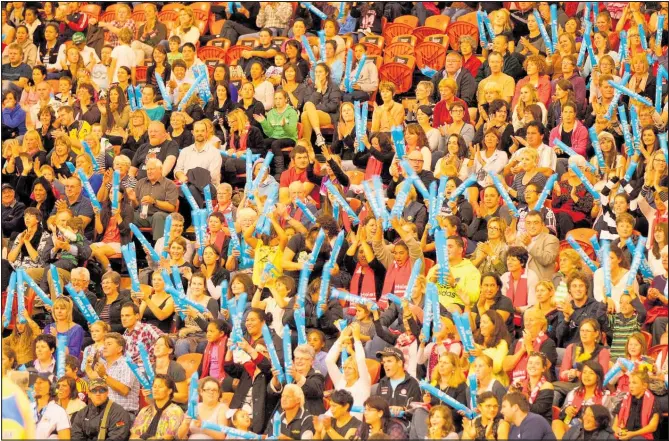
top-left (490, 9), bottom-right (512, 32)
top-left (227, 108), bottom-right (249, 132)
top-left (51, 297), bottom-right (74, 324)
top-left (483, 81), bottom-right (503, 101)
top-left (535, 280), bottom-right (556, 308)
top-left (432, 352), bottom-right (466, 388)
top-left (631, 52), bottom-right (650, 74)
top-left (129, 109), bottom-right (150, 138)
top-left (559, 249), bottom-right (583, 272)
top-left (178, 83), bottom-right (203, 108)
top-left (21, 130), bottom-right (45, 152)
top-left (515, 84), bottom-right (540, 121)
top-left (438, 77), bottom-right (457, 93)
top-left (177, 6), bottom-right (195, 33)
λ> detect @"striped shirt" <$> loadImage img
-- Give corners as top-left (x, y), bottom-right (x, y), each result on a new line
top-left (609, 310), bottom-right (644, 359)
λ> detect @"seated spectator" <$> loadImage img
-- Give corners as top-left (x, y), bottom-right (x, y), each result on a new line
top-left (43, 297), bottom-right (85, 358)
top-left (130, 374), bottom-right (184, 439)
top-left (300, 63), bottom-right (343, 148)
top-left (55, 376), bottom-right (86, 420)
top-left (25, 334), bottom-right (57, 374)
top-left (70, 377), bottom-right (132, 440)
top-left (371, 81), bottom-right (404, 134)
top-left (355, 395), bottom-right (407, 440)
top-left (2, 43), bottom-right (31, 96)
top-left (3, 309), bottom-right (41, 366)
top-left (169, 7), bottom-right (200, 46)
top-left (342, 43), bottom-right (378, 103)
top-left (131, 4), bottom-right (167, 66)
top-left (553, 360), bottom-right (611, 439)
top-left (33, 372), bottom-right (71, 439)
top-left (176, 375), bottom-right (228, 439)
top-left (501, 391), bottom-right (555, 440)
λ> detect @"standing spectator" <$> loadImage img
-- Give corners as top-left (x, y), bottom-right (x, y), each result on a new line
top-left (108, 28), bottom-right (137, 85)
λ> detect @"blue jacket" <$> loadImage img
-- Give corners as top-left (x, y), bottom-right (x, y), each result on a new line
top-left (2, 106), bottom-right (26, 135)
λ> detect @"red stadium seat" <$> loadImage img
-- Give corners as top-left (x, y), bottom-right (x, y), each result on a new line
top-left (446, 21), bottom-right (479, 51)
top-left (384, 42), bottom-right (414, 64)
top-left (412, 26), bottom-right (441, 44)
top-left (158, 10), bottom-right (179, 22)
top-left (225, 45), bottom-right (247, 65)
top-left (133, 3), bottom-right (155, 13)
top-left (379, 61), bottom-right (414, 95)
top-left (648, 344), bottom-right (667, 361)
top-left (197, 46), bottom-right (227, 66)
top-left (425, 15), bottom-right (450, 32)
top-left (79, 4), bottom-right (101, 20)
top-left (425, 34), bottom-right (449, 47)
top-left (207, 37), bottom-right (231, 50)
top-left (131, 11), bottom-right (146, 25)
top-left (382, 23), bottom-right (415, 43)
top-left (360, 34), bottom-right (385, 56)
top-left (135, 66), bottom-right (147, 83)
top-left (161, 4), bottom-right (186, 13)
top-left (415, 41), bottom-right (447, 71)
top-left (392, 34), bottom-right (417, 46)
top-left (210, 19), bottom-right (226, 36)
top-left (99, 11), bottom-right (115, 23)
top-left (394, 15), bottom-right (419, 28)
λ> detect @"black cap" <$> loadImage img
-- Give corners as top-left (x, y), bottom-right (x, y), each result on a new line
top-left (376, 346), bottom-right (405, 363)
top-left (1, 183), bottom-right (15, 191)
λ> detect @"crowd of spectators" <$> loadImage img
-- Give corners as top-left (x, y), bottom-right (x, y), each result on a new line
top-left (1, 1), bottom-right (668, 440)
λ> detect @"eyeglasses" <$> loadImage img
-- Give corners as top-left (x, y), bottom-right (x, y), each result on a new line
top-left (90, 388), bottom-right (108, 394)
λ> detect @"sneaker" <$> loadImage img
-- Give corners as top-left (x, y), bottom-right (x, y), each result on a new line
top-left (315, 133), bottom-right (326, 147)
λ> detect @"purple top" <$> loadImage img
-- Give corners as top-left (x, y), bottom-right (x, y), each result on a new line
top-left (43, 323), bottom-right (85, 359)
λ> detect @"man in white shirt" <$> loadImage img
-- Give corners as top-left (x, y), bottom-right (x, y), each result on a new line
top-left (174, 121), bottom-right (223, 187)
top-left (510, 121), bottom-right (557, 170)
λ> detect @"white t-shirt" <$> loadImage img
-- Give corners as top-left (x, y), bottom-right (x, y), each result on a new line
top-left (35, 401), bottom-right (70, 439)
top-left (111, 45), bottom-right (137, 83)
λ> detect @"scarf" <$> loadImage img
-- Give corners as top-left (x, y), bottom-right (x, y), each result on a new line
top-left (201, 336), bottom-right (227, 380)
top-left (617, 390), bottom-right (655, 440)
top-left (348, 262), bottom-right (377, 315)
top-left (364, 156), bottom-right (383, 181)
top-left (380, 259), bottom-right (413, 309)
top-left (511, 332), bottom-right (549, 384)
top-left (570, 387), bottom-right (605, 415)
top-left (141, 400), bottom-right (173, 440)
top-left (230, 123), bottom-right (250, 152)
top-left (506, 270), bottom-right (528, 309)
top-left (521, 376), bottom-right (547, 404)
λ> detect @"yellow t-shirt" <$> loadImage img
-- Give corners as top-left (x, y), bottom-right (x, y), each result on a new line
top-left (252, 242), bottom-right (283, 286)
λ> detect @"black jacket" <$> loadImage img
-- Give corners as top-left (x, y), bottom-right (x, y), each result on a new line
top-left (283, 296), bottom-right (344, 348)
top-left (563, 423), bottom-right (616, 440)
top-left (1, 200), bottom-right (26, 238)
top-left (93, 290), bottom-right (132, 334)
top-left (431, 68), bottom-right (477, 107)
top-left (386, 170), bottom-right (436, 203)
top-left (555, 297), bottom-right (610, 348)
top-left (268, 367), bottom-right (326, 416)
top-left (376, 373), bottom-right (422, 410)
top-left (70, 399), bottom-right (132, 441)
top-left (308, 81), bottom-right (343, 121)
top-left (225, 354), bottom-right (276, 434)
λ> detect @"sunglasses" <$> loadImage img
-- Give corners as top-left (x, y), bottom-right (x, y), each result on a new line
top-left (90, 388), bottom-right (108, 394)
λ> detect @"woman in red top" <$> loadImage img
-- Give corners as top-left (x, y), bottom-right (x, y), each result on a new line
top-left (512, 55), bottom-right (551, 109)
top-left (551, 157), bottom-right (597, 238)
top-left (433, 77), bottom-right (470, 128)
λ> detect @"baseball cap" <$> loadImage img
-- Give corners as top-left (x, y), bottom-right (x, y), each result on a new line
top-left (1, 183), bottom-right (15, 191)
top-left (28, 369), bottom-right (54, 386)
top-left (376, 346), bottom-right (405, 363)
top-left (72, 32), bottom-right (87, 45)
top-left (88, 378), bottom-right (109, 391)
